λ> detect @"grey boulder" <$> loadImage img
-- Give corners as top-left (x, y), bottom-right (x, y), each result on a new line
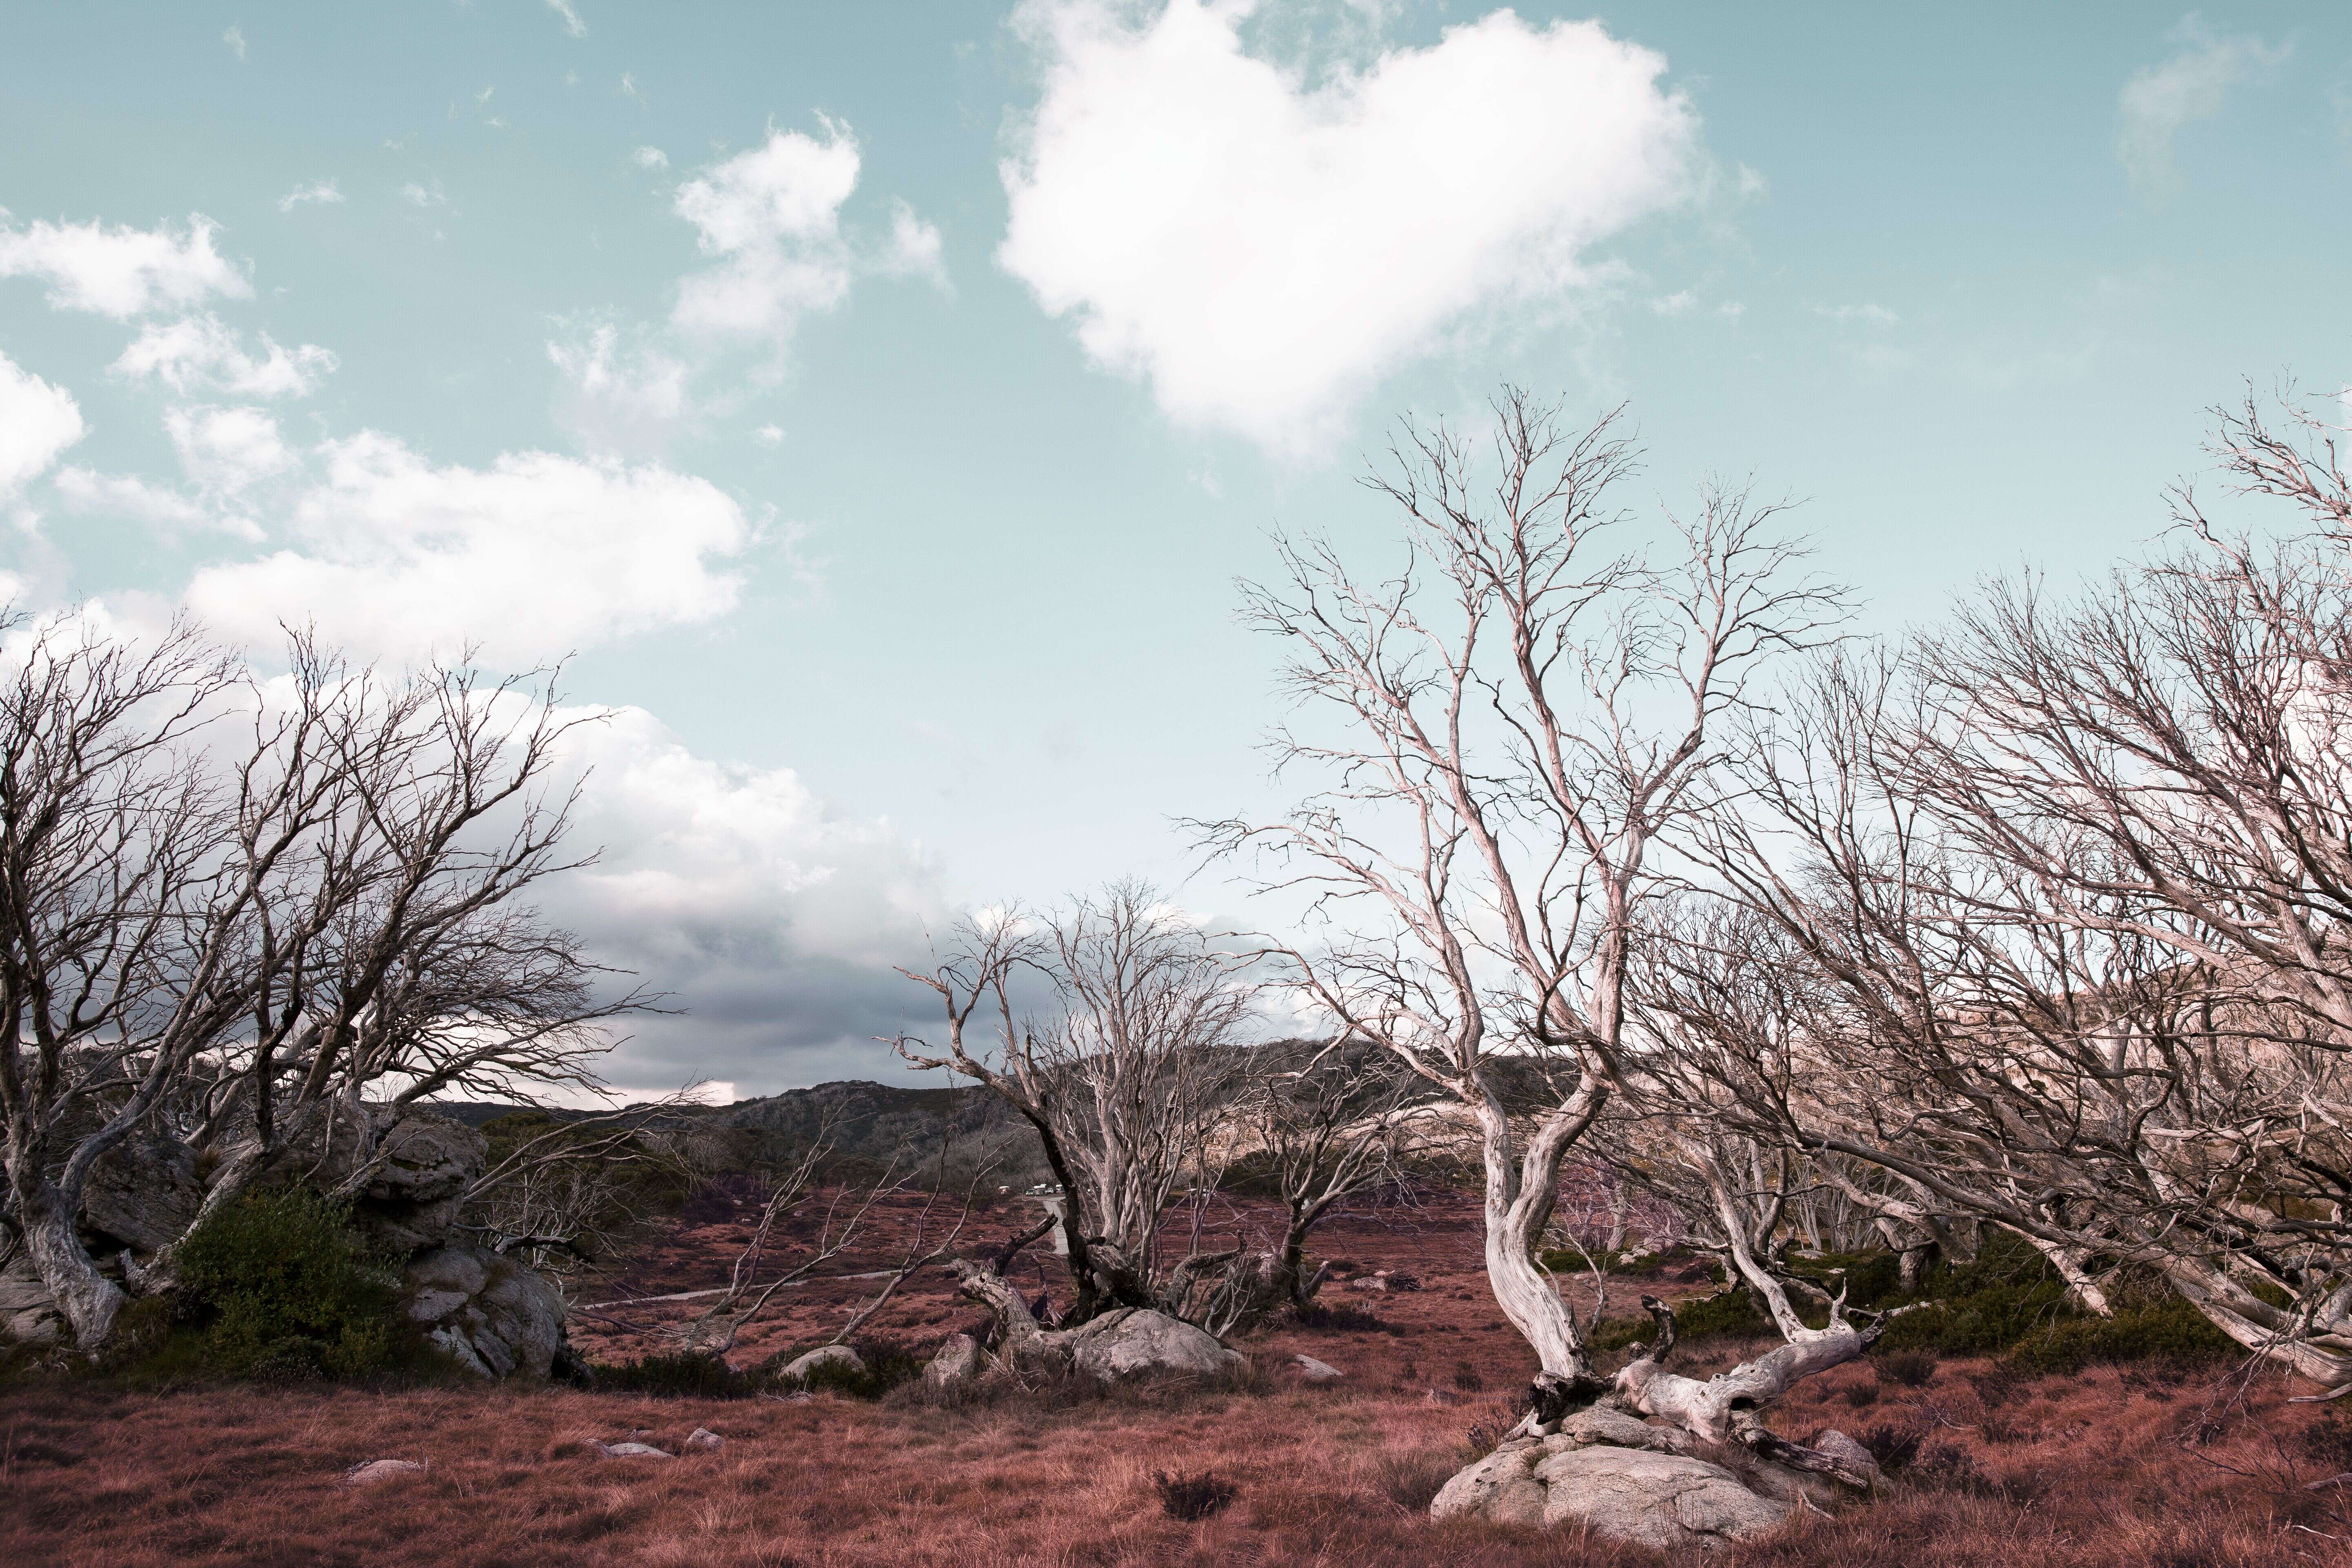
top-left (1432, 1437), bottom-right (1788, 1552)
top-left (778, 1343), bottom-right (865, 1383)
top-left (350, 1114), bottom-right (488, 1253)
top-left (0, 1248), bottom-right (64, 1344)
top-left (403, 1244), bottom-right (568, 1379)
top-left (1063, 1307), bottom-right (1243, 1383)
top-left (345, 1459), bottom-right (427, 1485)
top-left (82, 1134), bottom-right (202, 1256)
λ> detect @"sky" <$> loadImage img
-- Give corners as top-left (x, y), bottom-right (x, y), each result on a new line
top-left (2, 0), bottom-right (2348, 1098)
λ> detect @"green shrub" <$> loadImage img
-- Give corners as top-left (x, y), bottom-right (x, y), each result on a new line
top-left (164, 1187), bottom-right (403, 1381)
top-left (2003, 1296), bottom-right (2236, 1375)
top-left (785, 1338), bottom-right (925, 1399)
top-left (1582, 1231), bottom-right (2238, 1375)
top-left (1587, 1287), bottom-right (1771, 1353)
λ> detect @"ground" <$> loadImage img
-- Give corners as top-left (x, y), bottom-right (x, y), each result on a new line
top-left (3, 1190), bottom-right (2347, 1566)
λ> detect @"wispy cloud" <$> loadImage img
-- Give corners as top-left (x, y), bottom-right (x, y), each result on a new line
top-left (1812, 302), bottom-right (1899, 326)
top-left (276, 178), bottom-right (344, 213)
top-left (2118, 14), bottom-right (2291, 198)
top-left (222, 24), bottom-right (245, 61)
top-left (546, 0), bottom-right (586, 38)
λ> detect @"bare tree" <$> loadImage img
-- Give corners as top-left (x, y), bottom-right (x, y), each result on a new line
top-left (1654, 396), bottom-right (2352, 1390)
top-left (1195, 389), bottom-right (1840, 1414)
top-left (1176, 1037), bottom-right (1424, 1323)
top-left (892, 880), bottom-right (1253, 1325)
top-left (0, 617), bottom-right (639, 1351)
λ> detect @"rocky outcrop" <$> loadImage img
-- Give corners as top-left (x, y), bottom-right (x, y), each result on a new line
top-left (402, 1244), bottom-right (568, 1379)
top-left (1432, 1434), bottom-right (1788, 1550)
top-left (0, 1247), bottom-right (64, 1345)
top-left (347, 1114), bottom-right (487, 1253)
top-left (82, 1134), bottom-right (203, 1257)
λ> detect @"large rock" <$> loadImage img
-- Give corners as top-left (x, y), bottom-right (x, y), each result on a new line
top-left (1063, 1307), bottom-right (1244, 1383)
top-left (777, 1344), bottom-right (864, 1383)
top-left (402, 1244), bottom-right (567, 1379)
top-left (349, 1114), bottom-right (488, 1253)
top-left (81, 1134), bottom-right (202, 1256)
top-left (0, 1247), bottom-right (63, 1344)
top-left (1432, 1436), bottom-right (1788, 1552)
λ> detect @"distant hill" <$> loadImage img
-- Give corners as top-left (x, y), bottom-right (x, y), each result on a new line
top-left (428, 1078), bottom-right (1051, 1189)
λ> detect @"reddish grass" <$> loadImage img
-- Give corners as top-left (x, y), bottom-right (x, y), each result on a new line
top-left (7, 1194), bottom-right (2349, 1566)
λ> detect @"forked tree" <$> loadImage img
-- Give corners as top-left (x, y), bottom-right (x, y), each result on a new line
top-left (1195, 388), bottom-right (1843, 1421)
top-left (892, 880), bottom-right (1252, 1325)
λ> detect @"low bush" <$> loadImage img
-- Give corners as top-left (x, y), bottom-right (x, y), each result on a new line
top-left (1291, 1300), bottom-right (1396, 1334)
top-left (1153, 1468), bottom-right (1238, 1521)
top-left (780, 1337), bottom-right (927, 1400)
top-left (1878, 1348), bottom-right (1938, 1388)
top-left (2003, 1296), bottom-right (2236, 1375)
top-left (143, 1187), bottom-right (407, 1382)
top-left (591, 1352), bottom-right (760, 1399)
top-left (1368, 1448), bottom-right (1459, 1512)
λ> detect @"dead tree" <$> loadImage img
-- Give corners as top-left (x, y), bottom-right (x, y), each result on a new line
top-left (1170, 1037), bottom-right (1424, 1325)
top-left (891, 880), bottom-right (1252, 1327)
top-left (1194, 389), bottom-right (1840, 1414)
top-left (1658, 392), bottom-right (2352, 1389)
top-left (0, 619), bottom-right (640, 1352)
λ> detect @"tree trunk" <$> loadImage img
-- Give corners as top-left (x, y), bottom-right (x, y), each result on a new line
top-left (13, 1181), bottom-right (122, 1351)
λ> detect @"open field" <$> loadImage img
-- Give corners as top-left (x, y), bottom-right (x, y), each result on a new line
top-left (7, 1194), bottom-right (2350, 1568)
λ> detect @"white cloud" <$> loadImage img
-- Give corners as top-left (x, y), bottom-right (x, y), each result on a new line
top-left (547, 320), bottom-right (693, 454)
top-left (114, 313), bottom-right (337, 398)
top-left (0, 211), bottom-right (250, 317)
top-left (0, 351), bottom-right (85, 503)
top-left (1651, 290), bottom-right (1695, 316)
top-left (2118, 16), bottom-right (2290, 196)
top-left (183, 434), bottom-right (752, 664)
top-left (277, 179), bottom-right (345, 213)
top-left (670, 126), bottom-right (862, 368)
top-left (751, 423), bottom-right (783, 448)
top-left (620, 73), bottom-right (645, 103)
top-left (538, 705), bottom-right (946, 1091)
top-left (559, 125), bottom-right (939, 432)
top-left (546, 0), bottom-right (586, 37)
top-left (166, 405), bottom-right (295, 495)
top-left (880, 198), bottom-right (947, 286)
top-left (1812, 302), bottom-right (1898, 326)
top-left (998, 0), bottom-right (1701, 453)
top-left (52, 467), bottom-right (262, 541)
top-left (223, 24), bottom-right (246, 60)
top-left (400, 180), bottom-right (447, 208)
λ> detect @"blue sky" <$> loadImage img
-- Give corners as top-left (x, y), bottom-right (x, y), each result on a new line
top-left (2, 1), bottom-right (2347, 1095)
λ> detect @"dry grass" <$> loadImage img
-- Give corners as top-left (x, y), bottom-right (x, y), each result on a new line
top-left (7, 1195), bottom-right (2349, 1566)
